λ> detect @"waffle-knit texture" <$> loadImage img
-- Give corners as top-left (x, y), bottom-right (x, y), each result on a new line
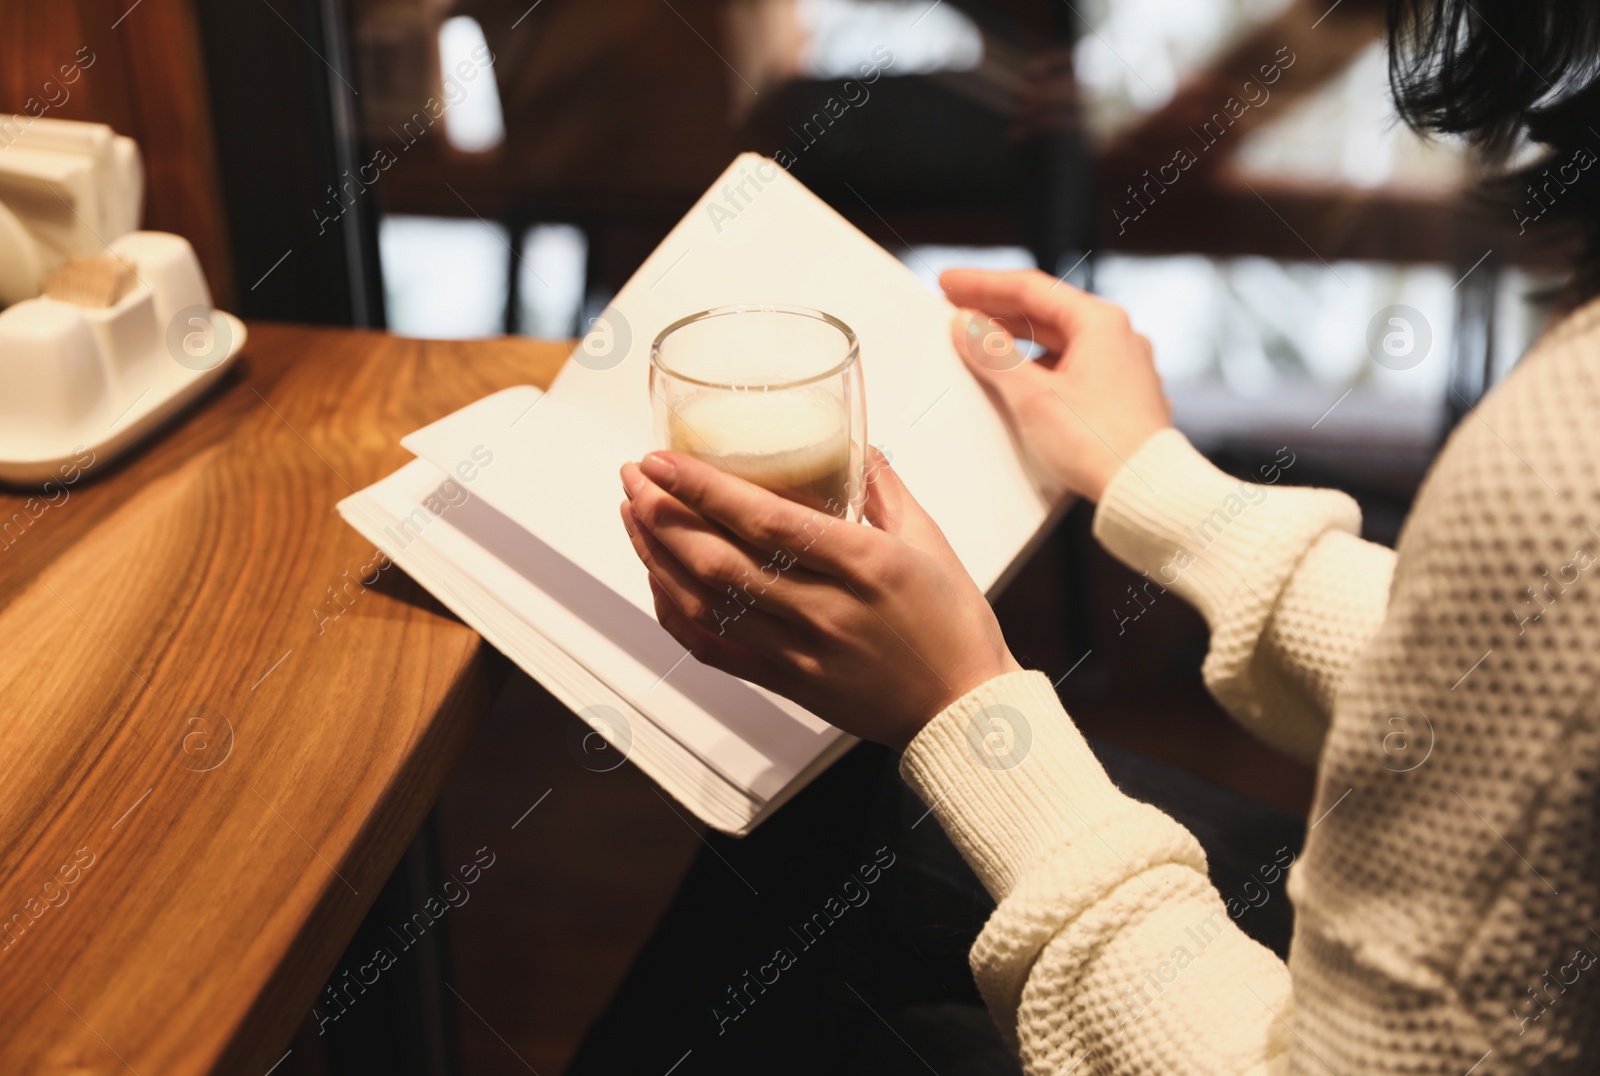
top-left (900, 295), bottom-right (1600, 1074)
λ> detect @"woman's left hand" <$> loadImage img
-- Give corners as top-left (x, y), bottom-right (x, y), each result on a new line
top-left (619, 448), bottom-right (1020, 750)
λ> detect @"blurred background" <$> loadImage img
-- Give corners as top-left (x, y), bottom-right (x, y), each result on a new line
top-left (1, 0), bottom-right (1569, 1071)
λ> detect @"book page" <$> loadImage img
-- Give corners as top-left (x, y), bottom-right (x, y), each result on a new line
top-left (346, 454), bottom-right (839, 805)
top-left (405, 153), bottom-right (1050, 625)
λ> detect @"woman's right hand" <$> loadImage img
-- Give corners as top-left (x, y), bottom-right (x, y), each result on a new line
top-left (943, 268), bottom-right (1172, 504)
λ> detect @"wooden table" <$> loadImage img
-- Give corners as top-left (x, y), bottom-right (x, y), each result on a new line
top-left (0, 324), bottom-right (571, 1074)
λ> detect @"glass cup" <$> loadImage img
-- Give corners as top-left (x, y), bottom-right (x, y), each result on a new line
top-left (650, 305), bottom-right (866, 520)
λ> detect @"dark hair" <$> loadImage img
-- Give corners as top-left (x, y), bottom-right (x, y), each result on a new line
top-left (1388, 0), bottom-right (1600, 301)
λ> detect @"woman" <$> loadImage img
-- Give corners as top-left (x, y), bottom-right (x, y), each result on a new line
top-left (610, 0), bottom-right (1600, 1072)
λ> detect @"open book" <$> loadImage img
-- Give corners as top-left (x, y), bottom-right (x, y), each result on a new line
top-left (338, 154), bottom-right (1055, 834)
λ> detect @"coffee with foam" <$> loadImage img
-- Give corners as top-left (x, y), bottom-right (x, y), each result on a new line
top-left (666, 387), bottom-right (853, 515)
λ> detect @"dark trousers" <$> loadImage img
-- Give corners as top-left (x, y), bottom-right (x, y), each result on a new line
top-left (565, 739), bottom-right (1305, 1076)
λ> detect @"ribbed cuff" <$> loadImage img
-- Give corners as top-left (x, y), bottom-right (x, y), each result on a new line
top-left (898, 670), bottom-right (1131, 901)
top-left (1091, 429), bottom-right (1359, 629)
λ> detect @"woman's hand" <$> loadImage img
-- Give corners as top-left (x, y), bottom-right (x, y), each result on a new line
top-left (943, 268), bottom-right (1172, 503)
top-left (619, 448), bottom-right (1020, 751)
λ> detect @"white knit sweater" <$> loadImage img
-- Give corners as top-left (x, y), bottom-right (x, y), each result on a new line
top-left (901, 295), bottom-right (1600, 1074)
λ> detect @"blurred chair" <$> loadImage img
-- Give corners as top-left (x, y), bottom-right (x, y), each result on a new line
top-left (360, 0), bottom-right (1097, 330)
top-left (738, 1), bottom-right (1093, 273)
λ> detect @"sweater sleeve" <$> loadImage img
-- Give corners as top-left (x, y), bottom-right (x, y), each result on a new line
top-left (1090, 429), bottom-right (1396, 765)
top-left (900, 671), bottom-right (1295, 1074)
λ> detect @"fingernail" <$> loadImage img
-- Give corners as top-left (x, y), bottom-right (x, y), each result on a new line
top-left (640, 452), bottom-right (676, 485)
top-left (620, 463), bottom-right (640, 499)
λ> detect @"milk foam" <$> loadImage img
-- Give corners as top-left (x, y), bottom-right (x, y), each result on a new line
top-left (667, 388), bottom-right (853, 513)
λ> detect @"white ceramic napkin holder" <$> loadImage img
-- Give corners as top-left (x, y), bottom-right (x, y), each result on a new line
top-left (0, 114), bottom-right (246, 487)
top-left (0, 231), bottom-right (246, 486)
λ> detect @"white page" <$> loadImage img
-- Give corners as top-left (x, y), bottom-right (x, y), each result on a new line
top-left (353, 447), bottom-right (838, 802)
top-left (337, 481), bottom-right (759, 830)
top-left (404, 153), bottom-right (1050, 627)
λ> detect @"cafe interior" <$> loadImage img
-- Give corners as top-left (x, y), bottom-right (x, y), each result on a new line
top-left (0, 0), bottom-right (1566, 1072)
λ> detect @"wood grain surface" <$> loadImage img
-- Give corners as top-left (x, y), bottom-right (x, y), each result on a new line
top-left (0, 323), bottom-right (571, 1074)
